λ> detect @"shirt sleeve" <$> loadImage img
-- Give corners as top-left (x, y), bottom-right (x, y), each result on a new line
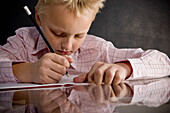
top-left (103, 41), bottom-right (170, 80)
top-left (0, 34), bottom-right (28, 82)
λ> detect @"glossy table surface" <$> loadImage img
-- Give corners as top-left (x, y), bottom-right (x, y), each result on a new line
top-left (0, 77), bottom-right (169, 113)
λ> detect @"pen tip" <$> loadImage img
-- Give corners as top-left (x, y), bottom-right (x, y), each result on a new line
top-left (66, 71), bottom-right (69, 77)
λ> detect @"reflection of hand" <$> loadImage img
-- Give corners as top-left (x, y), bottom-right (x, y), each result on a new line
top-left (110, 83), bottom-right (133, 103)
top-left (88, 84), bottom-right (112, 105)
top-left (74, 83), bottom-right (133, 105)
top-left (29, 89), bottom-right (80, 113)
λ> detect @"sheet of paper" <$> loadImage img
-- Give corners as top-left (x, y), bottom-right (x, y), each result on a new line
top-left (59, 74), bottom-right (79, 83)
top-left (0, 75), bottom-right (90, 91)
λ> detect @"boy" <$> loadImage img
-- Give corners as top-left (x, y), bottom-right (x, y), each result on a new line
top-left (0, 0), bottom-right (169, 84)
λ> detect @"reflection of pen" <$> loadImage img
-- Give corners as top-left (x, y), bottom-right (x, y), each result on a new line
top-left (23, 6), bottom-right (69, 77)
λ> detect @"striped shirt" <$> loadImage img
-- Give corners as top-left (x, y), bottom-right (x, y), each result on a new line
top-left (0, 27), bottom-right (169, 82)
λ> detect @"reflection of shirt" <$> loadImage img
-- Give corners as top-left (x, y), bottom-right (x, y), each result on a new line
top-left (126, 77), bottom-right (170, 107)
top-left (0, 77), bottom-right (169, 113)
top-left (0, 27), bottom-right (169, 82)
top-left (68, 77), bottom-right (170, 113)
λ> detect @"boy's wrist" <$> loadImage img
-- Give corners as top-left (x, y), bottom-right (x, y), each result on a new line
top-left (116, 61), bottom-right (133, 79)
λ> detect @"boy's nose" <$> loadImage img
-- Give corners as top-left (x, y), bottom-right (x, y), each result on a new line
top-left (61, 37), bottom-right (73, 51)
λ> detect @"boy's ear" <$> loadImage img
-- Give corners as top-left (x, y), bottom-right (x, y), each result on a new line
top-left (35, 8), bottom-right (41, 26)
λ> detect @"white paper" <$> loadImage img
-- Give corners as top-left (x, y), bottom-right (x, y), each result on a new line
top-left (59, 74), bottom-right (79, 83)
top-left (0, 75), bottom-right (89, 91)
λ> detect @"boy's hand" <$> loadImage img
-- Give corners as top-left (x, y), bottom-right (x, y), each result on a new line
top-left (31, 53), bottom-right (73, 83)
top-left (12, 53), bottom-right (73, 83)
top-left (73, 62), bottom-right (132, 85)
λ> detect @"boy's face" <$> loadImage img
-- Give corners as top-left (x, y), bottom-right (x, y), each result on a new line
top-left (36, 5), bottom-right (94, 56)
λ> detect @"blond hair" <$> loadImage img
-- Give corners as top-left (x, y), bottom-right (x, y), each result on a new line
top-left (36, 0), bottom-right (106, 17)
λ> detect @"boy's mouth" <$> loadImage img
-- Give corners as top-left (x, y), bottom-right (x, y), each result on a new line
top-left (57, 50), bottom-right (72, 55)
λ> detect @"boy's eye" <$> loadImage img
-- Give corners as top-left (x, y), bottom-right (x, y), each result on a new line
top-left (56, 33), bottom-right (67, 37)
top-left (52, 31), bottom-right (66, 37)
top-left (75, 34), bottom-right (84, 39)
top-left (75, 34), bottom-right (79, 37)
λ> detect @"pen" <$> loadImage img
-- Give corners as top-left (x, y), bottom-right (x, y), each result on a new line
top-left (23, 6), bottom-right (69, 77)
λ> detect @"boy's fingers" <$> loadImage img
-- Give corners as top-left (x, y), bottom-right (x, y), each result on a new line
top-left (73, 74), bottom-right (87, 83)
top-left (65, 56), bottom-right (74, 63)
top-left (48, 71), bottom-right (63, 81)
top-left (104, 67), bottom-right (116, 85)
top-left (112, 71), bottom-right (125, 84)
top-left (87, 62), bottom-right (104, 83)
top-left (47, 53), bottom-right (70, 67)
top-left (93, 64), bottom-right (109, 85)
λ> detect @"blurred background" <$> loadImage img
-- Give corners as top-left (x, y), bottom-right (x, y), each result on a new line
top-left (0, 0), bottom-right (170, 57)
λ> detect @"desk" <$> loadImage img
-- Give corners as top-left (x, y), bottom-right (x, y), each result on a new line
top-left (0, 77), bottom-right (169, 113)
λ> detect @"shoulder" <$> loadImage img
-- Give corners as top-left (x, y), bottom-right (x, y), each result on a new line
top-left (3, 27), bottom-right (41, 51)
top-left (5, 27), bottom-right (40, 48)
top-left (14, 27), bottom-right (39, 41)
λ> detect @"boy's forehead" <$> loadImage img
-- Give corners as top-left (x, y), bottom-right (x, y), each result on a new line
top-left (43, 5), bottom-right (94, 34)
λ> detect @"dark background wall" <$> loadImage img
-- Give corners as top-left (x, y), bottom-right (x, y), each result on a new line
top-left (0, 0), bottom-right (37, 45)
top-left (0, 0), bottom-right (170, 57)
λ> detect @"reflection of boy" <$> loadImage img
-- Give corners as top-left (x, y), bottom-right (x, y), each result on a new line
top-left (0, 0), bottom-right (169, 84)
top-left (68, 77), bottom-right (170, 113)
